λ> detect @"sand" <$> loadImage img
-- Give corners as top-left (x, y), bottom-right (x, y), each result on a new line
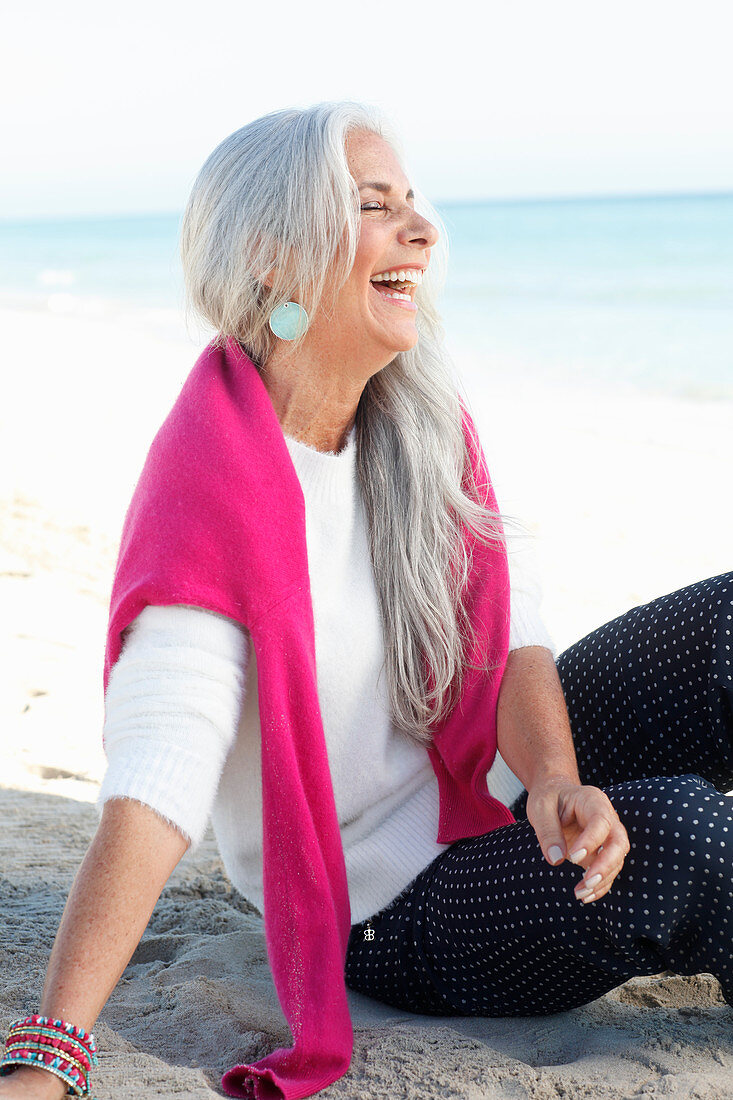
top-left (1, 303), bottom-right (731, 1098)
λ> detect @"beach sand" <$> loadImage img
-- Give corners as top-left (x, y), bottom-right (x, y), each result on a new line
top-left (2, 304), bottom-right (731, 1098)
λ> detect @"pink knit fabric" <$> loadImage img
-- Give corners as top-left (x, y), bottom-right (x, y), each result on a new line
top-left (103, 336), bottom-right (515, 1099)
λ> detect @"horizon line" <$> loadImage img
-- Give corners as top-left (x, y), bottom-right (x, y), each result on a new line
top-left (1, 185), bottom-right (732, 226)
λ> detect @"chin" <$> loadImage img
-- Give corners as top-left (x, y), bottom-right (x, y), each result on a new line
top-left (383, 324), bottom-right (420, 356)
top-left (398, 332), bottom-right (420, 354)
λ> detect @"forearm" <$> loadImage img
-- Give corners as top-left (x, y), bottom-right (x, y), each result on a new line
top-left (496, 646), bottom-right (580, 791)
top-left (1, 799), bottom-right (188, 1098)
top-left (40, 797), bottom-right (189, 1029)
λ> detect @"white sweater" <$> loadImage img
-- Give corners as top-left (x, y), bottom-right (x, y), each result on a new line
top-left (99, 423), bottom-right (557, 923)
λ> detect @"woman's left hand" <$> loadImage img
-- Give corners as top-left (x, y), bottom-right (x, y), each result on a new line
top-left (525, 777), bottom-right (631, 903)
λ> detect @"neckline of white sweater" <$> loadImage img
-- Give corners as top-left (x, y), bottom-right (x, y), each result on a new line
top-left (283, 422), bottom-right (357, 459)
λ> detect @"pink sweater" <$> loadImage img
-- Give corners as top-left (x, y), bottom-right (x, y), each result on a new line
top-left (103, 337), bottom-right (515, 1099)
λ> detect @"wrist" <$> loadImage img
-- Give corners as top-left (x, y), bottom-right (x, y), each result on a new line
top-left (527, 770), bottom-right (580, 792)
top-left (0, 1064), bottom-right (69, 1099)
top-left (1, 1015), bottom-right (98, 1098)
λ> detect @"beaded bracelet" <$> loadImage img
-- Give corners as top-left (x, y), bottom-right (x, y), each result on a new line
top-left (0, 1014), bottom-right (98, 1098)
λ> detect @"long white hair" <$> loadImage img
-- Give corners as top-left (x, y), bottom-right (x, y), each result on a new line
top-left (180, 101), bottom-right (527, 744)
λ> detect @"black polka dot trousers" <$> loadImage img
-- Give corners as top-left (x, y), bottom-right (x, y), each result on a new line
top-left (344, 571), bottom-right (733, 1016)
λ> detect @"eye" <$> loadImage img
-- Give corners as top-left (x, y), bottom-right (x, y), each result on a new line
top-left (360, 201), bottom-right (385, 212)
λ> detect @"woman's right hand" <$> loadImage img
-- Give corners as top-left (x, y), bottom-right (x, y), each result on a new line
top-left (0, 1065), bottom-right (69, 1099)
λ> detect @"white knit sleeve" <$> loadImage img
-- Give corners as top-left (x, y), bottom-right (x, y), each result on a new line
top-left (507, 541), bottom-right (558, 657)
top-left (97, 603), bottom-right (249, 849)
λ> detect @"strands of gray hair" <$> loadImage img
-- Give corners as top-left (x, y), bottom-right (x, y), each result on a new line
top-left (180, 100), bottom-right (528, 745)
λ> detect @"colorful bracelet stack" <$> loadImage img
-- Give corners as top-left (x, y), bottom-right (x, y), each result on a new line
top-left (0, 1014), bottom-right (98, 1097)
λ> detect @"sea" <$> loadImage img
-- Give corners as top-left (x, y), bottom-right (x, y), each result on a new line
top-left (1, 191), bottom-right (731, 400)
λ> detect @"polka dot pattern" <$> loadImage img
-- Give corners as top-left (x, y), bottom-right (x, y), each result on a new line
top-left (344, 571), bottom-right (733, 1016)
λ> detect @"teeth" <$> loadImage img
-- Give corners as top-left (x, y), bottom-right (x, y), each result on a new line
top-left (370, 269), bottom-right (424, 285)
top-left (381, 290), bottom-right (412, 300)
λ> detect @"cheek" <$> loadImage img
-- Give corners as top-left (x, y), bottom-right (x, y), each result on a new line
top-left (337, 269), bottom-right (373, 313)
top-left (353, 223), bottom-right (384, 279)
top-left (320, 274), bottom-right (361, 318)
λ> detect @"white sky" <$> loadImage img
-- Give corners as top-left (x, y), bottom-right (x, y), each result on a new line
top-left (2, 0), bottom-right (732, 219)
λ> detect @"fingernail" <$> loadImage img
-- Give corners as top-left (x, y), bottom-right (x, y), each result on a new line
top-left (575, 884), bottom-right (593, 898)
top-left (569, 847), bottom-right (587, 864)
top-left (581, 892), bottom-right (596, 904)
top-left (548, 845), bottom-right (564, 864)
top-left (584, 873), bottom-right (602, 890)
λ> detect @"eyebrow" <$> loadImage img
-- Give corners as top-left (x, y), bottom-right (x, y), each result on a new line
top-left (358, 180), bottom-right (415, 201)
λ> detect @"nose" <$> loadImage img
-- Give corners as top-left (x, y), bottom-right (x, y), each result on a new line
top-left (399, 211), bottom-right (439, 249)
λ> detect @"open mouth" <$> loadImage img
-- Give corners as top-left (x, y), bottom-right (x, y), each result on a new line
top-left (369, 268), bottom-right (423, 302)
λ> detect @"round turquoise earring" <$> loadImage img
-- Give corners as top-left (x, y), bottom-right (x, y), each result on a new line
top-left (268, 301), bottom-right (309, 340)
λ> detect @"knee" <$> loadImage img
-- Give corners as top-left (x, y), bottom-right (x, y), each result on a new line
top-left (624, 773), bottom-right (724, 870)
top-left (638, 772), bottom-right (714, 821)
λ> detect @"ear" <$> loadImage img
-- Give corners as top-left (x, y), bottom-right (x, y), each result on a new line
top-left (260, 268), bottom-right (276, 291)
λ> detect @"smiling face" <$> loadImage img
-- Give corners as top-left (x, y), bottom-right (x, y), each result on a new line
top-left (310, 129), bottom-right (439, 365)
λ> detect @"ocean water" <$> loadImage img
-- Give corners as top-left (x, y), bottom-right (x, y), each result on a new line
top-left (1, 192), bottom-right (731, 399)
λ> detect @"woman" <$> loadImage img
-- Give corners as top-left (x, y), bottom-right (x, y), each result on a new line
top-left (1, 101), bottom-right (731, 1100)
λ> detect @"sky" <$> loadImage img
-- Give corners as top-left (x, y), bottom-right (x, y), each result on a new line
top-left (2, 0), bottom-right (732, 220)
